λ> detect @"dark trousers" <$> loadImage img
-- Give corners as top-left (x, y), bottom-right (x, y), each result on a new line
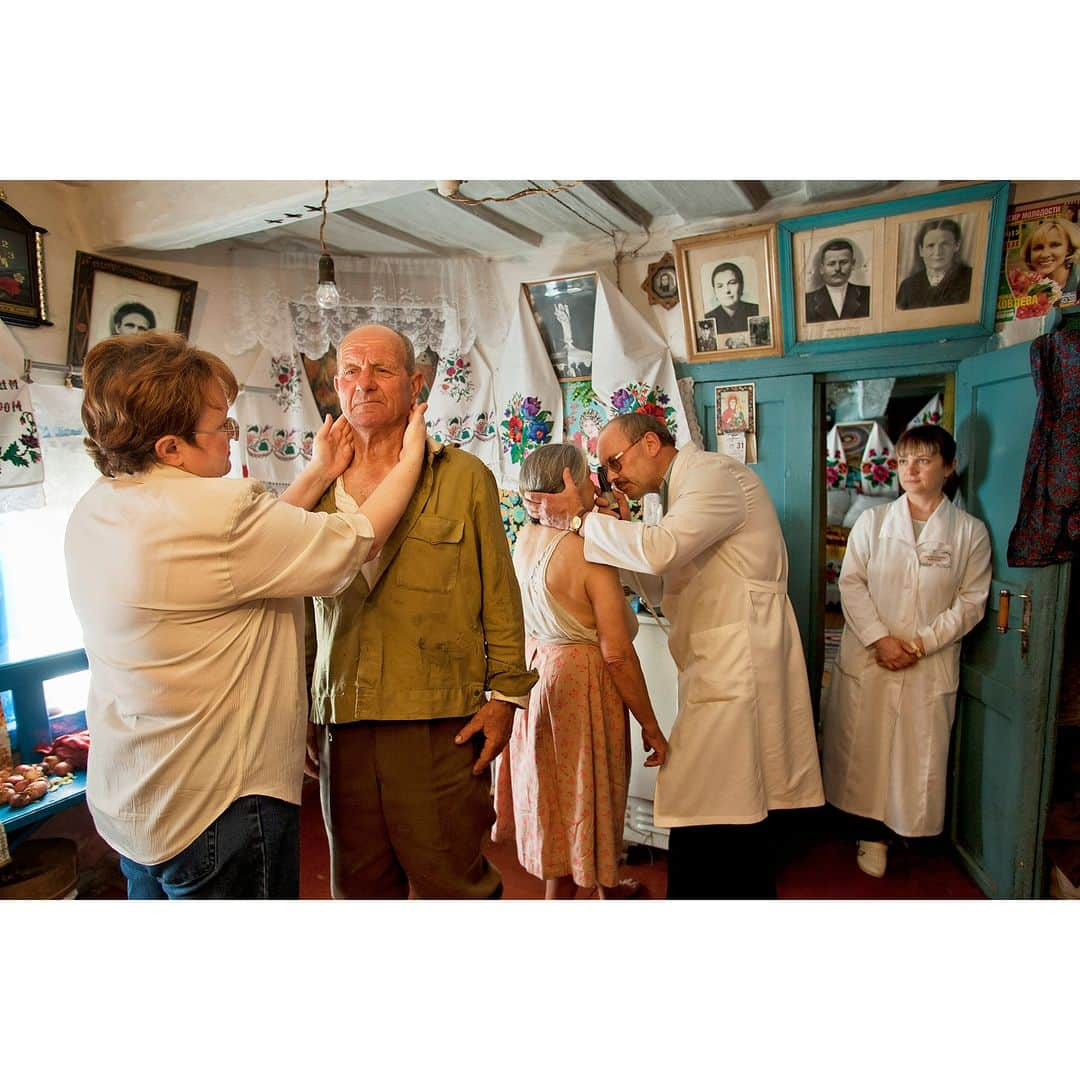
top-left (666, 818), bottom-right (777, 899)
top-left (318, 717), bottom-right (502, 900)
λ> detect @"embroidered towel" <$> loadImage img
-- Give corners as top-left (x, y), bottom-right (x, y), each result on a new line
top-left (0, 322), bottom-right (44, 512)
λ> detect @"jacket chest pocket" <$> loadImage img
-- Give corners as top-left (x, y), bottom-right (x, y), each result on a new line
top-left (394, 514), bottom-right (464, 593)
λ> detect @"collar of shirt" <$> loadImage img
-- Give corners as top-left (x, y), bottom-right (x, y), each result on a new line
top-left (926, 268), bottom-right (947, 287)
top-left (826, 283), bottom-right (849, 316)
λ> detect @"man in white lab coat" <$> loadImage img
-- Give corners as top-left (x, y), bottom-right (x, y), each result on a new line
top-left (524, 413), bottom-right (823, 898)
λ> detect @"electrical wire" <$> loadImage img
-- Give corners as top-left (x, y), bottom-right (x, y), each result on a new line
top-left (446, 180), bottom-right (583, 205)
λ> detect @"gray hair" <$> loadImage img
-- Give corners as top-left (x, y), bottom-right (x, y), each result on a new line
top-left (338, 324), bottom-right (416, 373)
top-left (603, 411), bottom-right (675, 447)
top-left (520, 443), bottom-right (588, 524)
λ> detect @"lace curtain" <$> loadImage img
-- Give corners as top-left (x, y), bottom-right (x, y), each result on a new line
top-left (223, 252), bottom-right (509, 364)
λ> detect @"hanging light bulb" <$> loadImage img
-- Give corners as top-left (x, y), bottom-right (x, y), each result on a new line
top-left (315, 180), bottom-right (340, 310)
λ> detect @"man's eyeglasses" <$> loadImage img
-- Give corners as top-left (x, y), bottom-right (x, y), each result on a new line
top-left (602, 434), bottom-right (645, 475)
top-left (193, 417), bottom-right (240, 441)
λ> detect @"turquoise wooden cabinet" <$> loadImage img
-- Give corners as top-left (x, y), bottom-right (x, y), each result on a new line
top-left (681, 334), bottom-right (1070, 898)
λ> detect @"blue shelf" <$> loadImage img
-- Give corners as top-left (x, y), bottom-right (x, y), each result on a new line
top-left (0, 771), bottom-right (87, 835)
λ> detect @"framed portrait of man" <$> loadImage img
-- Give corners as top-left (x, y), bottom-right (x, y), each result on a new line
top-left (673, 223), bottom-right (782, 362)
top-left (66, 252), bottom-right (198, 380)
top-left (523, 272), bottom-right (598, 381)
top-left (778, 182), bottom-right (1008, 353)
top-left (791, 221), bottom-right (884, 344)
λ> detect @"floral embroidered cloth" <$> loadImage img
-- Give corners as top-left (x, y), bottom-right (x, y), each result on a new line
top-left (0, 321), bottom-right (44, 512)
top-left (425, 344), bottom-right (501, 474)
top-left (906, 392), bottom-right (944, 429)
top-left (234, 354), bottom-right (324, 495)
top-left (494, 273), bottom-right (689, 488)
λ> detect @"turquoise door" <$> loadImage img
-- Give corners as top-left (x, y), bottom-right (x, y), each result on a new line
top-left (953, 341), bottom-right (1070, 898)
top-left (695, 374), bottom-right (816, 652)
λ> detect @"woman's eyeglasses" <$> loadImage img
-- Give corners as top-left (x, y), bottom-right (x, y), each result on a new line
top-left (193, 417), bottom-right (240, 441)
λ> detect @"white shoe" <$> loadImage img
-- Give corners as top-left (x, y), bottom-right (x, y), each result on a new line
top-left (856, 840), bottom-right (888, 878)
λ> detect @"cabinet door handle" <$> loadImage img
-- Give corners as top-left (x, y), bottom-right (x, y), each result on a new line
top-left (1018, 592), bottom-right (1031, 659)
top-left (997, 589), bottom-right (1011, 634)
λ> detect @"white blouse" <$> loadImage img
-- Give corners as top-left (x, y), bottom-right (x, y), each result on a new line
top-left (65, 464), bottom-right (374, 865)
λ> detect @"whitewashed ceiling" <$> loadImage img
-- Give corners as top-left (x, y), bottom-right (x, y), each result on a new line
top-left (88, 179), bottom-right (954, 262)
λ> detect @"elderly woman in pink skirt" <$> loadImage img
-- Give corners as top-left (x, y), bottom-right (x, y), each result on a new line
top-left (493, 444), bottom-right (667, 899)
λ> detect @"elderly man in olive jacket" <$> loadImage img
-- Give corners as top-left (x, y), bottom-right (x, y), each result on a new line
top-left (307, 324), bottom-right (536, 899)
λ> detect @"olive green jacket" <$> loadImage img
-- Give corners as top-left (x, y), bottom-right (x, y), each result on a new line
top-left (310, 440), bottom-right (536, 723)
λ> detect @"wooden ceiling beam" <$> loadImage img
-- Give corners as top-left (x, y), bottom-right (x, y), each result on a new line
top-left (733, 181), bottom-right (771, 212)
top-left (583, 181), bottom-right (653, 229)
top-left (336, 208), bottom-right (458, 256)
top-left (431, 190), bottom-right (545, 247)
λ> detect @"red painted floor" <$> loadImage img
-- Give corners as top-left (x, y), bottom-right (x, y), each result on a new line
top-left (299, 780), bottom-right (984, 901)
top-left (47, 777), bottom-right (982, 899)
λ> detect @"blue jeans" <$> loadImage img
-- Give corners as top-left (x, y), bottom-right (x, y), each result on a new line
top-left (119, 794), bottom-right (300, 899)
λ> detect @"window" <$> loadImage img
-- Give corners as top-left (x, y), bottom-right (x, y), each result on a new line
top-left (0, 385), bottom-right (97, 666)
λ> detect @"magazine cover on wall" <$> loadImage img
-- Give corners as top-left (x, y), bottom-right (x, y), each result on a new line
top-left (792, 221), bottom-right (884, 343)
top-left (778, 182), bottom-right (1009, 353)
top-left (524, 272), bottom-right (597, 381)
top-left (673, 222), bottom-right (782, 362)
top-left (995, 194), bottom-right (1080, 325)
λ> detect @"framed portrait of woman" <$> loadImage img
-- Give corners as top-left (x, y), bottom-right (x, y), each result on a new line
top-left (778, 181), bottom-right (1009, 353)
top-left (884, 203), bottom-right (989, 333)
top-left (673, 223), bottom-right (782, 362)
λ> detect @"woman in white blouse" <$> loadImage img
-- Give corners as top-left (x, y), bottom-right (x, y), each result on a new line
top-left (822, 424), bottom-right (992, 879)
top-left (65, 331), bottom-right (426, 899)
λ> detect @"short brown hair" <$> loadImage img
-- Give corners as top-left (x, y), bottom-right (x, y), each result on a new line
top-left (81, 331), bottom-right (238, 477)
top-left (603, 411), bottom-right (676, 447)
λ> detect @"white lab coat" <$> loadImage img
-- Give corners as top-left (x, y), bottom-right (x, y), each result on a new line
top-left (583, 445), bottom-right (824, 826)
top-left (822, 493), bottom-right (992, 836)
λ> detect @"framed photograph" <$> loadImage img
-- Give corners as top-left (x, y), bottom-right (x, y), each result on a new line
top-left (995, 193), bottom-right (1080, 326)
top-left (778, 181), bottom-right (1009, 353)
top-left (66, 251), bottom-right (198, 376)
top-left (642, 253), bottom-right (679, 309)
top-left (523, 272), bottom-right (597, 381)
top-left (714, 383), bottom-right (755, 435)
top-left (791, 221), bottom-right (884, 343)
top-left (0, 197), bottom-right (52, 328)
top-left (674, 222), bottom-right (781, 362)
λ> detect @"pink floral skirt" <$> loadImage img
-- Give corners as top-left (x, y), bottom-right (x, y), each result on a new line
top-left (493, 639), bottom-right (630, 889)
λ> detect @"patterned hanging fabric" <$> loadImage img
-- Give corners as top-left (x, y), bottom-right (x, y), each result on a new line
top-left (0, 321), bottom-right (43, 513)
top-left (234, 351), bottom-right (324, 496)
top-left (906, 391), bottom-right (945, 429)
top-left (858, 421), bottom-right (899, 496)
top-left (493, 272), bottom-right (690, 489)
top-left (1007, 328), bottom-right (1080, 567)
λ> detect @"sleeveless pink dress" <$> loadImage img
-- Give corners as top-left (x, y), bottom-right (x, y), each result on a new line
top-left (492, 531), bottom-right (637, 888)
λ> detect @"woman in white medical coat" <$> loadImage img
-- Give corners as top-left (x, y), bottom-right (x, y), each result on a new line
top-left (822, 424), bottom-right (992, 878)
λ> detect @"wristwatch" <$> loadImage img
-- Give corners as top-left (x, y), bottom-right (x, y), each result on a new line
top-left (570, 512), bottom-right (585, 535)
